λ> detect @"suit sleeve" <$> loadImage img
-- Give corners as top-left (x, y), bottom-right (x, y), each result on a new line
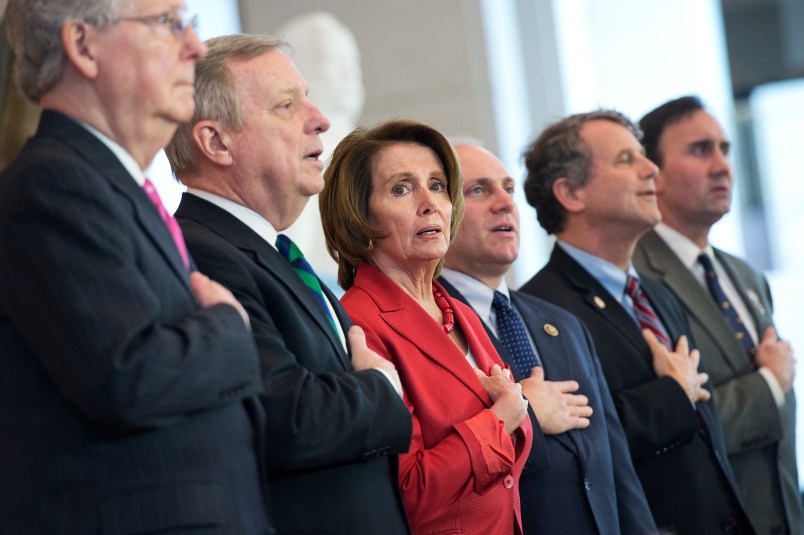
top-left (182, 225), bottom-right (412, 470)
top-left (613, 376), bottom-right (700, 460)
top-left (0, 157), bottom-right (262, 431)
top-left (358, 322), bottom-right (518, 526)
top-left (713, 371), bottom-right (783, 454)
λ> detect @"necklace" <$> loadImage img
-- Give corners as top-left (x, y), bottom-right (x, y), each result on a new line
top-left (432, 286), bottom-right (455, 334)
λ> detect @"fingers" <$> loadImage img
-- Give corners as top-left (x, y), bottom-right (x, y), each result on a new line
top-left (189, 271), bottom-right (250, 328)
top-left (688, 347), bottom-right (701, 368)
top-left (526, 366), bottom-right (543, 382)
top-left (555, 379), bottom-right (580, 394)
top-left (189, 271), bottom-right (208, 292)
top-left (572, 417), bottom-right (592, 429)
top-left (673, 334), bottom-right (689, 356)
top-left (761, 325), bottom-right (778, 344)
top-left (564, 393), bottom-right (589, 407)
top-left (696, 386), bottom-right (712, 402)
top-left (347, 325), bottom-right (367, 348)
top-left (641, 328), bottom-right (661, 352)
top-left (697, 371), bottom-right (709, 388)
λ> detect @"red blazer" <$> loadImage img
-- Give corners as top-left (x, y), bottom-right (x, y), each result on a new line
top-left (342, 263), bottom-right (532, 535)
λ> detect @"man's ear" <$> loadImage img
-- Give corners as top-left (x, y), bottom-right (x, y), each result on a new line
top-left (60, 20), bottom-right (99, 79)
top-left (193, 120), bottom-right (234, 166)
top-left (552, 176), bottom-right (585, 213)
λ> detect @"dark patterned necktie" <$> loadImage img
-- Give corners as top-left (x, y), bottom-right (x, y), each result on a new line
top-left (491, 291), bottom-right (541, 378)
top-left (625, 275), bottom-right (672, 349)
top-left (698, 253), bottom-right (755, 357)
top-left (275, 234), bottom-right (338, 334)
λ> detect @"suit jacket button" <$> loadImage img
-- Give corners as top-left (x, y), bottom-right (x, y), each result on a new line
top-left (583, 478), bottom-right (591, 491)
top-left (503, 475), bottom-right (514, 489)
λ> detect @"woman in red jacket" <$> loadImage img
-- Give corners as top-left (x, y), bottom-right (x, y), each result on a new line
top-left (320, 118), bottom-right (532, 535)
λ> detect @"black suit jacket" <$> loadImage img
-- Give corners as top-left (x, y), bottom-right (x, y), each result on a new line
top-left (0, 111), bottom-right (270, 534)
top-left (519, 244), bottom-right (753, 535)
top-left (438, 277), bottom-right (656, 535)
top-left (177, 193), bottom-right (412, 535)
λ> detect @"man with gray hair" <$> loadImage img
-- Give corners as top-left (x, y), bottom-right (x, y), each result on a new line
top-left (165, 34), bottom-right (412, 535)
top-left (519, 110), bottom-right (753, 534)
top-left (0, 1), bottom-right (271, 533)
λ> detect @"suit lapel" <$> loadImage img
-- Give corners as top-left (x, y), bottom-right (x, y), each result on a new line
top-left (436, 277), bottom-right (514, 374)
top-left (511, 292), bottom-right (578, 380)
top-left (177, 194), bottom-right (350, 369)
top-left (510, 291), bottom-right (580, 453)
top-left (637, 231), bottom-right (746, 373)
top-left (715, 248), bottom-right (771, 332)
top-left (359, 267), bottom-right (489, 406)
top-left (41, 111), bottom-right (193, 295)
top-left (553, 246), bottom-right (649, 360)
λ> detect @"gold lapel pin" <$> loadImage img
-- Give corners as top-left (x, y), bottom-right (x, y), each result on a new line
top-left (544, 324), bottom-right (559, 337)
top-left (593, 296), bottom-right (606, 309)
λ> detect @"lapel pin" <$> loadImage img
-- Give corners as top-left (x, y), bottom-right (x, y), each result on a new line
top-left (593, 296), bottom-right (606, 309)
top-left (745, 289), bottom-right (766, 315)
top-left (544, 324), bottom-right (559, 337)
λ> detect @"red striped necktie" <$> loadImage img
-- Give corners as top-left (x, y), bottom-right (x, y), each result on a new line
top-left (626, 275), bottom-right (672, 349)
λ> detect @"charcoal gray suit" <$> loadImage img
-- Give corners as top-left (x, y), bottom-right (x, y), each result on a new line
top-left (635, 229), bottom-right (802, 535)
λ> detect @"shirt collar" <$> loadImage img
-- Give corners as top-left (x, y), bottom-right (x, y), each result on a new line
top-left (440, 267), bottom-right (508, 322)
top-left (654, 222), bottom-right (715, 269)
top-left (187, 188), bottom-right (279, 249)
top-left (79, 121), bottom-right (145, 186)
top-left (558, 240), bottom-right (638, 304)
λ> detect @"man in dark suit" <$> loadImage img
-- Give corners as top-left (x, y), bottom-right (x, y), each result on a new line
top-left (438, 140), bottom-right (656, 534)
top-left (0, 2), bottom-right (271, 534)
top-left (165, 35), bottom-right (412, 534)
top-left (518, 110), bottom-right (754, 534)
top-left (634, 95), bottom-right (802, 535)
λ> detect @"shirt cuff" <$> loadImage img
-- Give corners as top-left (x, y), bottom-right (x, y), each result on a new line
top-left (758, 366), bottom-right (785, 408)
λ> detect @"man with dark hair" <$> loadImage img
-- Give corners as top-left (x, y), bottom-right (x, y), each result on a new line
top-left (0, 1), bottom-right (270, 533)
top-left (519, 110), bottom-right (753, 534)
top-left (439, 140), bottom-right (656, 534)
top-left (634, 95), bottom-right (802, 535)
top-left (165, 34), bottom-right (412, 535)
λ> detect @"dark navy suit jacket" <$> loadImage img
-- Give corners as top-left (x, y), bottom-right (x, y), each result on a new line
top-left (520, 244), bottom-right (754, 535)
top-left (0, 111), bottom-right (270, 534)
top-left (439, 276), bottom-right (656, 535)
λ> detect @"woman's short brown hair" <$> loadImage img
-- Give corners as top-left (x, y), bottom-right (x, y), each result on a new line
top-left (320, 118), bottom-right (464, 289)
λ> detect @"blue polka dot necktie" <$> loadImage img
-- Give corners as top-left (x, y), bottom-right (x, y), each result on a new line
top-left (275, 234), bottom-right (338, 334)
top-left (698, 253), bottom-right (755, 358)
top-left (491, 291), bottom-right (541, 378)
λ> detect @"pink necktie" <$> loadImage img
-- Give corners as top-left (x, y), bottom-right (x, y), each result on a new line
top-left (143, 178), bottom-right (189, 269)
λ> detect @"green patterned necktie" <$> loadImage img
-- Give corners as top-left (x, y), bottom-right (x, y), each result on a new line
top-left (275, 234), bottom-right (339, 334)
